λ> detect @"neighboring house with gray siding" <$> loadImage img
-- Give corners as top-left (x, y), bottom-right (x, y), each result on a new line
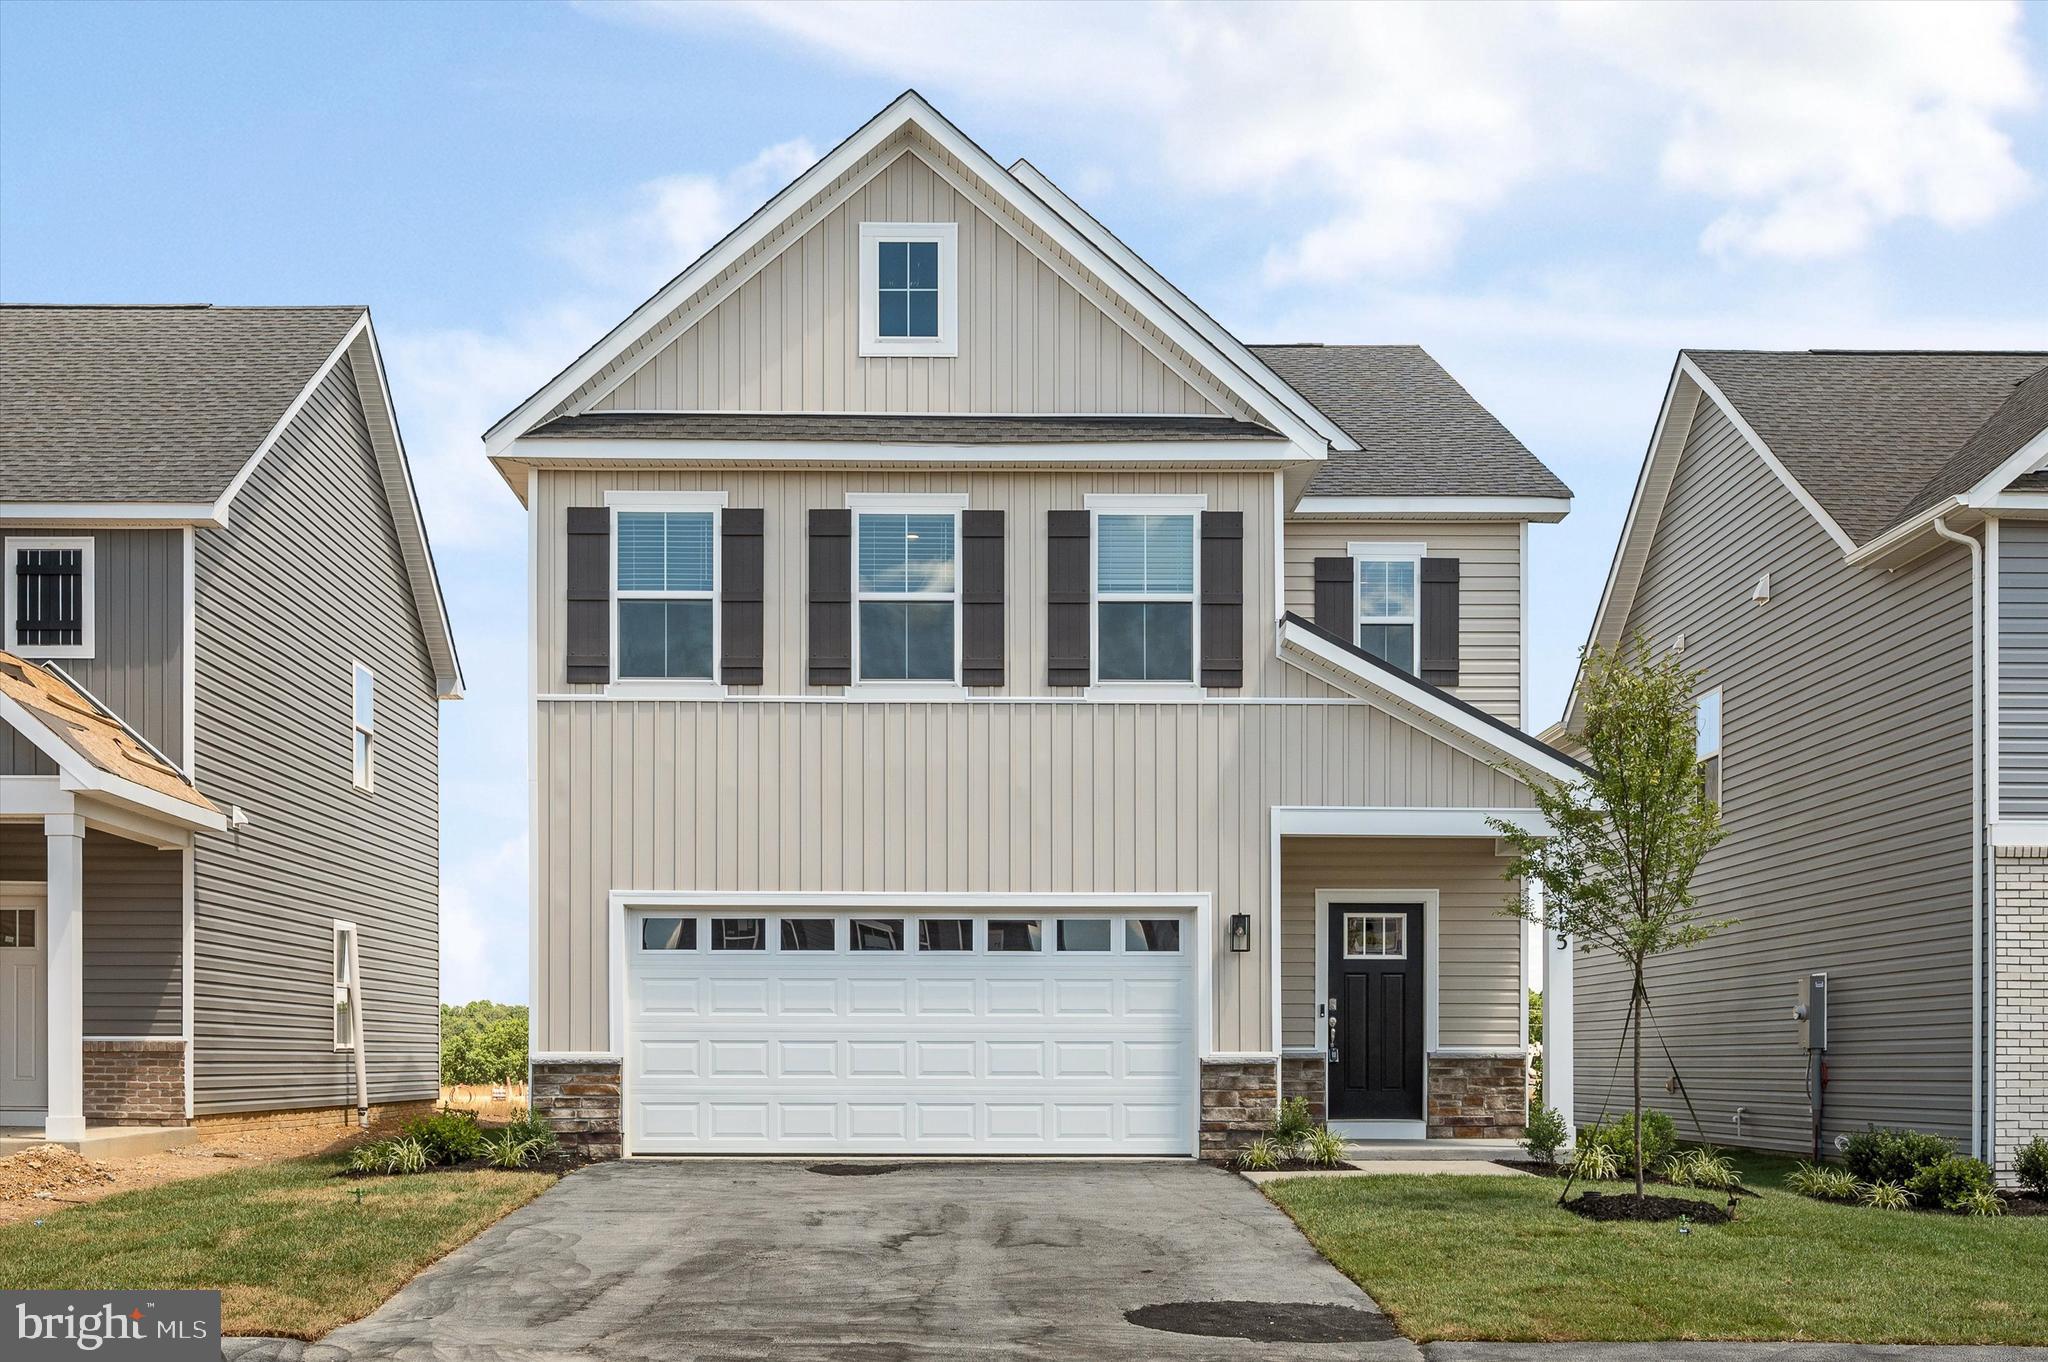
top-left (1551, 350), bottom-right (2048, 1182)
top-left (0, 304), bottom-right (460, 1144)
top-left (492, 93), bottom-right (1578, 1161)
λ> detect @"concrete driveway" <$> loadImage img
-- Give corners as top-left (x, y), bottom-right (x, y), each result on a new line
top-left (289, 1159), bottom-right (1413, 1361)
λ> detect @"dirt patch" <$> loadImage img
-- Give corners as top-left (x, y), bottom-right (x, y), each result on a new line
top-left (1564, 1190), bottom-right (1734, 1224)
top-left (1124, 1301), bottom-right (1400, 1343)
top-left (0, 1145), bottom-right (118, 1204)
top-left (1999, 1192), bottom-right (2048, 1217)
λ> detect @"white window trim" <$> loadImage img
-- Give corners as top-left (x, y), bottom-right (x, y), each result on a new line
top-left (332, 920), bottom-right (358, 1051)
top-left (847, 491), bottom-right (968, 695)
top-left (4, 535), bottom-right (95, 659)
top-left (857, 222), bottom-right (959, 358)
top-left (1348, 540), bottom-right (1425, 672)
top-left (605, 490), bottom-right (727, 698)
top-left (350, 662), bottom-right (375, 792)
top-left (1084, 493), bottom-right (1206, 698)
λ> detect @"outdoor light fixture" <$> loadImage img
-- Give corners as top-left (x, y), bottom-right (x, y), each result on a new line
top-left (1229, 912), bottom-right (1251, 952)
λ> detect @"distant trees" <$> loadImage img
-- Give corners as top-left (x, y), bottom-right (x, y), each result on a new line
top-left (440, 1000), bottom-right (528, 1091)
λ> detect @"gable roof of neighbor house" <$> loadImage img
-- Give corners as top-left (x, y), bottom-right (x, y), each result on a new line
top-left (0, 649), bottom-right (224, 831)
top-left (1252, 344), bottom-right (1571, 500)
top-left (1559, 347), bottom-right (2048, 736)
top-left (0, 304), bottom-right (464, 698)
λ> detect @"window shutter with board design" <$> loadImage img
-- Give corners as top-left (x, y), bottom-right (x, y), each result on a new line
top-left (808, 509), bottom-right (853, 685)
top-left (564, 509), bottom-right (610, 684)
top-left (960, 510), bottom-right (1005, 687)
top-left (721, 509), bottom-right (765, 686)
top-left (1046, 510), bottom-right (1092, 686)
top-left (1419, 556), bottom-right (1460, 688)
top-left (1199, 511), bottom-right (1244, 688)
top-left (1312, 556), bottom-right (1353, 639)
top-left (12, 547), bottom-right (85, 649)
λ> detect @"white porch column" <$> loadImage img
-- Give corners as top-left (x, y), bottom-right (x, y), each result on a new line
top-left (1545, 915), bottom-right (1576, 1147)
top-left (44, 813), bottom-right (86, 1141)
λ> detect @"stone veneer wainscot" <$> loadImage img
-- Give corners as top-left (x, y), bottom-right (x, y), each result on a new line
top-left (532, 1057), bottom-right (624, 1160)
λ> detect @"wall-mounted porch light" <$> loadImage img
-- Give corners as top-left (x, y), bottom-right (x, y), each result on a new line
top-left (1229, 912), bottom-right (1252, 952)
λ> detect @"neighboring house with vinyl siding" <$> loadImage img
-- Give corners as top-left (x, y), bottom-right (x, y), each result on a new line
top-left (1552, 350), bottom-right (2048, 1183)
top-left (492, 93), bottom-right (1578, 1161)
top-left (0, 304), bottom-right (460, 1144)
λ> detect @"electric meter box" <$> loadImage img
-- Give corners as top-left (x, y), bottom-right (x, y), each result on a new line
top-left (1796, 972), bottom-right (1827, 1051)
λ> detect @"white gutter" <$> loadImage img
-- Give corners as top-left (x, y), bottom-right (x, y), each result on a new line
top-left (1932, 514), bottom-right (1987, 1162)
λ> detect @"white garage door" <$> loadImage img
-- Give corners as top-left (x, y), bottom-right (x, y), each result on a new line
top-left (624, 909), bottom-right (1195, 1155)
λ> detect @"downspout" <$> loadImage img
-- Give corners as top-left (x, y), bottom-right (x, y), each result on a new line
top-left (1931, 516), bottom-right (1985, 1160)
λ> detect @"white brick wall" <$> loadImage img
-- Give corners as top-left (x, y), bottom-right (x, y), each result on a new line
top-left (1995, 849), bottom-right (2048, 1184)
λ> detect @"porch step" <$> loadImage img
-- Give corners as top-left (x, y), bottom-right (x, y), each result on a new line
top-left (0, 1125), bottom-right (197, 1159)
top-left (1343, 1138), bottom-right (1522, 1162)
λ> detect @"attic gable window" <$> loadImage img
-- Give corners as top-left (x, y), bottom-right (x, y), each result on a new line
top-left (859, 222), bottom-right (958, 358)
top-left (5, 536), bottom-right (94, 659)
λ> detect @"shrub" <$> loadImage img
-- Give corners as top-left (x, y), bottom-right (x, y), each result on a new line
top-left (1842, 1127), bottom-right (1955, 1185)
top-left (1959, 1189), bottom-right (2005, 1218)
top-left (1658, 1146), bottom-right (1739, 1190)
top-left (401, 1110), bottom-right (487, 1165)
top-left (482, 1129), bottom-right (549, 1169)
top-left (1303, 1127), bottom-right (1348, 1169)
top-left (1272, 1097), bottom-right (1316, 1144)
top-left (1908, 1156), bottom-right (1994, 1212)
top-left (1580, 1110), bottom-right (1676, 1176)
top-left (498, 1109), bottom-right (559, 1152)
top-left (1236, 1137), bottom-right (1283, 1171)
top-left (1858, 1180), bottom-right (1910, 1210)
top-left (1570, 1142), bottom-right (1619, 1181)
top-left (1788, 1163), bottom-right (1858, 1202)
top-left (348, 1136), bottom-right (431, 1175)
top-left (2014, 1136), bottom-right (2048, 1197)
top-left (1522, 1106), bottom-right (1567, 1164)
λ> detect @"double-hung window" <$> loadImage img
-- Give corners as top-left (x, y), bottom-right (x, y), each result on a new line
top-left (858, 223), bottom-right (958, 357)
top-left (613, 495), bottom-right (721, 683)
top-left (1696, 687), bottom-right (1723, 807)
top-left (332, 921), bottom-right (359, 1050)
top-left (5, 536), bottom-right (93, 658)
top-left (351, 664), bottom-right (375, 791)
top-left (1091, 497), bottom-right (1199, 685)
top-left (852, 495), bottom-right (963, 685)
top-left (1351, 542), bottom-right (1422, 674)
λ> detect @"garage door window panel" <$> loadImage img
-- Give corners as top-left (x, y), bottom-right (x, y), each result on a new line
top-left (987, 920), bottom-right (1043, 952)
top-left (780, 918), bottom-right (836, 952)
top-left (1056, 918), bottom-right (1112, 952)
top-left (712, 918), bottom-right (767, 951)
top-left (641, 917), bottom-right (698, 951)
top-left (1125, 919), bottom-right (1180, 952)
top-left (851, 918), bottom-right (906, 951)
top-left (917, 918), bottom-right (974, 951)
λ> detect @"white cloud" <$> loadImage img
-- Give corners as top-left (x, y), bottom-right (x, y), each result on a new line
top-left (631, 0), bottom-right (2037, 279)
top-left (441, 833), bottom-right (529, 1005)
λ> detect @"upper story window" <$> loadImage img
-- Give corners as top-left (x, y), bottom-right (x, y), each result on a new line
top-left (615, 500), bottom-right (719, 682)
top-left (858, 222), bottom-right (958, 358)
top-left (1090, 496), bottom-right (1201, 685)
top-left (1351, 541), bottom-right (1423, 674)
top-left (1696, 687), bottom-right (1723, 807)
top-left (351, 663), bottom-right (375, 790)
top-left (5, 536), bottom-right (94, 659)
top-left (853, 495), bottom-right (962, 684)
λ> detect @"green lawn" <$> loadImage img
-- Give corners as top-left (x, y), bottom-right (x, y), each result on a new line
top-left (0, 1156), bottom-right (555, 1339)
top-left (1264, 1151), bottom-right (2048, 1344)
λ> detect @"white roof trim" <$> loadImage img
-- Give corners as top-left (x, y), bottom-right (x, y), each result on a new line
top-left (1292, 494), bottom-right (1572, 522)
top-left (0, 689), bottom-right (227, 833)
top-left (1276, 617), bottom-right (1582, 786)
top-left (499, 436), bottom-right (1296, 469)
top-left (1006, 157), bottom-right (1357, 454)
top-left (1272, 805), bottom-right (1554, 840)
top-left (484, 91), bottom-right (1331, 461)
top-left (0, 503), bottom-right (223, 525)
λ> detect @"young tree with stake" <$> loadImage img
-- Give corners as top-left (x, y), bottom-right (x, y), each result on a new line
top-left (1494, 641), bottom-right (1729, 1200)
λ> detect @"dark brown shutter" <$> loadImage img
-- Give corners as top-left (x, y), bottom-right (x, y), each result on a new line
top-left (720, 509), bottom-right (764, 686)
top-left (1312, 556), bottom-right (1353, 639)
top-left (13, 547), bottom-right (85, 648)
top-left (960, 510), bottom-right (1005, 687)
top-left (807, 509), bottom-right (853, 685)
top-left (565, 508), bottom-right (610, 685)
top-left (1199, 511), bottom-right (1244, 688)
top-left (1420, 556), bottom-right (1460, 687)
top-left (1046, 510), bottom-right (1092, 687)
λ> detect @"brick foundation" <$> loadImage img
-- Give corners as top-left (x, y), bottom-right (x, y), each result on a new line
top-left (1279, 1055), bottom-right (1327, 1125)
top-left (82, 1039), bottom-right (187, 1126)
top-left (1426, 1053), bottom-right (1528, 1139)
top-left (1199, 1058), bottom-right (1278, 1161)
top-left (1995, 848), bottom-right (2048, 1185)
top-left (532, 1058), bottom-right (623, 1160)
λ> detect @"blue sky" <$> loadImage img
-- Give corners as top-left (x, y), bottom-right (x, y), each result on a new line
top-left (5, 1), bottom-right (2045, 1004)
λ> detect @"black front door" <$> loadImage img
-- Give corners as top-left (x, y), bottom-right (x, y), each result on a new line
top-left (1327, 904), bottom-right (1424, 1121)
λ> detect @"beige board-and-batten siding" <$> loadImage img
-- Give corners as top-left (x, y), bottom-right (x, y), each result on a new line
top-left (1574, 391), bottom-right (1975, 1153)
top-left (1283, 519), bottom-right (1525, 726)
top-left (578, 138), bottom-right (1243, 420)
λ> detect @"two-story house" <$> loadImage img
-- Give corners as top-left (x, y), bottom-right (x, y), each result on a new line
top-left (0, 304), bottom-right (459, 1149)
top-left (1551, 349), bottom-right (2048, 1182)
top-left (491, 94), bottom-right (1578, 1160)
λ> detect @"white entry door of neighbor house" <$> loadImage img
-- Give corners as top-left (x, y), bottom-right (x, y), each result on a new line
top-left (0, 883), bottom-right (48, 1122)
top-left (623, 908), bottom-right (1196, 1156)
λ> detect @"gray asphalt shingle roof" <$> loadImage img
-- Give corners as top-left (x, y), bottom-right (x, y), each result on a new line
top-left (1686, 349), bottom-right (2048, 545)
top-left (0, 304), bottom-right (364, 503)
top-left (525, 412), bottom-right (1287, 444)
top-left (1250, 344), bottom-right (1570, 499)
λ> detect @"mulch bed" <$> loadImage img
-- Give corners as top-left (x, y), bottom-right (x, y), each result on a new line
top-left (1563, 1190), bottom-right (1734, 1224)
top-left (1996, 1192), bottom-right (2048, 1217)
top-left (1124, 1301), bottom-right (1400, 1343)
